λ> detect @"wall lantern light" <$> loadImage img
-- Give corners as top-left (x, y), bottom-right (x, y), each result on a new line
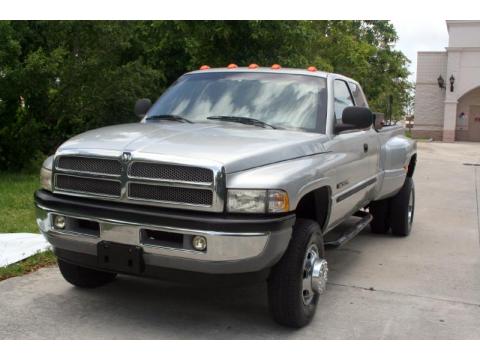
top-left (449, 75), bottom-right (455, 92)
top-left (437, 75), bottom-right (445, 89)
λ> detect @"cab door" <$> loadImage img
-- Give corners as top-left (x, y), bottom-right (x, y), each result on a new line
top-left (324, 79), bottom-right (379, 228)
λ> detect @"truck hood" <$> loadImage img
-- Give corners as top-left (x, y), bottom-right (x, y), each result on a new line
top-left (57, 122), bottom-right (329, 173)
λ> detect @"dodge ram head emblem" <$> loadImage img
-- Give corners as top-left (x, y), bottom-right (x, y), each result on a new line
top-left (122, 152), bottom-right (132, 162)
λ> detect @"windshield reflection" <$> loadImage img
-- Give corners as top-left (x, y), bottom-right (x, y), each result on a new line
top-left (147, 72), bottom-right (328, 132)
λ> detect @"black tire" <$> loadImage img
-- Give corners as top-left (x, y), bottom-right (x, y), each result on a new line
top-left (58, 259), bottom-right (117, 288)
top-left (390, 177), bottom-right (415, 236)
top-left (268, 219), bottom-right (326, 328)
top-left (369, 199), bottom-right (391, 234)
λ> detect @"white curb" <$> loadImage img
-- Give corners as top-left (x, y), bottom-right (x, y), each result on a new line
top-left (0, 233), bottom-right (51, 267)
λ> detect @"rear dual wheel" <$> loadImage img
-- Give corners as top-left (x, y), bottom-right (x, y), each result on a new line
top-left (390, 177), bottom-right (415, 236)
top-left (369, 177), bottom-right (415, 236)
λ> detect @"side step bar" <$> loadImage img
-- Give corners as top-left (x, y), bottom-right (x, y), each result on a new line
top-left (324, 210), bottom-right (372, 247)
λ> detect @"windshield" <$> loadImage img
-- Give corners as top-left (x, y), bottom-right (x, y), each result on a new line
top-left (147, 72), bottom-right (328, 132)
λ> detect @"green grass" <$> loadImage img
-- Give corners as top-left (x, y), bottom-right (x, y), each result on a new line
top-left (0, 172), bottom-right (57, 280)
top-left (0, 250), bottom-right (57, 281)
top-left (0, 173), bottom-right (39, 233)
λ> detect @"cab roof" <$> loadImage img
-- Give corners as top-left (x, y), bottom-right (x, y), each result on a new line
top-left (187, 66), bottom-right (332, 78)
top-left (186, 66), bottom-right (358, 85)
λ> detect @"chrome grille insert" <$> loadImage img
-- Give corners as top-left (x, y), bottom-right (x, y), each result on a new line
top-left (53, 152), bottom-right (223, 211)
top-left (128, 183), bottom-right (213, 206)
top-left (129, 162), bottom-right (213, 183)
top-left (55, 174), bottom-right (121, 197)
top-left (57, 156), bottom-right (122, 176)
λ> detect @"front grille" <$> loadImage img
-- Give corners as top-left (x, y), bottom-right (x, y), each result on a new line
top-left (129, 183), bottom-right (213, 205)
top-left (53, 154), bottom-right (221, 211)
top-left (129, 162), bottom-right (213, 183)
top-left (57, 156), bottom-right (122, 176)
top-left (56, 175), bottom-right (121, 197)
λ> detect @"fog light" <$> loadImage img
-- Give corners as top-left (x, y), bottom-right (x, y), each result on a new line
top-left (54, 215), bottom-right (66, 229)
top-left (192, 235), bottom-right (207, 251)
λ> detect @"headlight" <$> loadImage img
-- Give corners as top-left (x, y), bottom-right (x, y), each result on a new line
top-left (227, 189), bottom-right (289, 213)
top-left (227, 190), bottom-right (266, 213)
top-left (40, 156), bottom-right (54, 192)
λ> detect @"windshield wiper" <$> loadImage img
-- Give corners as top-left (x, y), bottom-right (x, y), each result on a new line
top-left (206, 115), bottom-right (279, 129)
top-left (145, 114), bottom-right (193, 123)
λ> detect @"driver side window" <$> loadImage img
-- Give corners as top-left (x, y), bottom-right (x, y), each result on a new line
top-left (334, 80), bottom-right (354, 123)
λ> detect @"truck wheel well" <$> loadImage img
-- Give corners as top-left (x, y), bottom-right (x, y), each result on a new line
top-left (294, 187), bottom-right (330, 232)
top-left (407, 154), bottom-right (417, 177)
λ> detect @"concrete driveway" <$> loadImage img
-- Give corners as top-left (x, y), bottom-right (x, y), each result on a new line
top-left (1, 141), bottom-right (479, 339)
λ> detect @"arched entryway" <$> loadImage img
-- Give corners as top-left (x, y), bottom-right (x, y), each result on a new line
top-left (456, 86), bottom-right (480, 141)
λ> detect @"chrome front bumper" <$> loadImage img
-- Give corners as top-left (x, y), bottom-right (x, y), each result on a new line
top-left (35, 200), bottom-right (293, 274)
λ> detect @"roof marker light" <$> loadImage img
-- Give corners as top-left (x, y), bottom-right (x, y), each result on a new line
top-left (227, 63), bottom-right (238, 69)
top-left (271, 64), bottom-right (281, 70)
top-left (307, 66), bottom-right (317, 72)
top-left (199, 65), bottom-right (210, 70)
top-left (248, 63), bottom-right (259, 69)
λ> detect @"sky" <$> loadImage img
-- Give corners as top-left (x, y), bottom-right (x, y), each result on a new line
top-left (392, 20), bottom-right (450, 83)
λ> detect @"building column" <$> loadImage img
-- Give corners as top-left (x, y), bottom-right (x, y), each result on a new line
top-left (442, 100), bottom-right (458, 142)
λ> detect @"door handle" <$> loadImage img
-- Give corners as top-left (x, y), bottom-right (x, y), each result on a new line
top-left (363, 143), bottom-right (368, 153)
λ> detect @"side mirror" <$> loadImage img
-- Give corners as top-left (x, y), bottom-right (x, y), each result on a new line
top-left (134, 98), bottom-right (152, 118)
top-left (335, 106), bottom-right (374, 133)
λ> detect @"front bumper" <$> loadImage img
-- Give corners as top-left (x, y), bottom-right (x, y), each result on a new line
top-left (35, 190), bottom-right (294, 275)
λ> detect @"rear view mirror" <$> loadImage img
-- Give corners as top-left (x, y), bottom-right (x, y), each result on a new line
top-left (134, 98), bottom-right (152, 118)
top-left (335, 106), bottom-right (374, 133)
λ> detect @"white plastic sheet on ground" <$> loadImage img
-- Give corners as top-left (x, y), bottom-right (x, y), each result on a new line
top-left (0, 233), bottom-right (51, 267)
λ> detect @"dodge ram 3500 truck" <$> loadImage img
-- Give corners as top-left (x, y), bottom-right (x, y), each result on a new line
top-left (35, 66), bottom-right (417, 328)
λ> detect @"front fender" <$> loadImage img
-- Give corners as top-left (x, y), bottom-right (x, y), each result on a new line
top-left (226, 153), bottom-right (338, 210)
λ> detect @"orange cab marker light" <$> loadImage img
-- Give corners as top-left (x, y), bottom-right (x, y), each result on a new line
top-left (227, 63), bottom-right (238, 69)
top-left (199, 65), bottom-right (210, 70)
top-left (248, 63), bottom-right (259, 69)
top-left (307, 66), bottom-right (317, 72)
top-left (271, 64), bottom-right (281, 70)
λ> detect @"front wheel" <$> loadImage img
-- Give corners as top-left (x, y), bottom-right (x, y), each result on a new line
top-left (268, 219), bottom-right (328, 328)
top-left (58, 259), bottom-right (117, 288)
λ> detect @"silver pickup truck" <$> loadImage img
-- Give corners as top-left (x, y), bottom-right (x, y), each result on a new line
top-left (35, 66), bottom-right (416, 328)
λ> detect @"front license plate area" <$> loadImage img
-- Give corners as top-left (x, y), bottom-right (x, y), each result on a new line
top-left (97, 241), bottom-right (144, 274)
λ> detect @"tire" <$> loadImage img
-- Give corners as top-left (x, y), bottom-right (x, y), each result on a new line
top-left (268, 219), bottom-right (327, 328)
top-left (390, 177), bottom-right (415, 236)
top-left (369, 199), bottom-right (391, 234)
top-left (58, 259), bottom-right (117, 288)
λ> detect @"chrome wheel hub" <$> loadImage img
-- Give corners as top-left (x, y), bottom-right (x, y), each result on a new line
top-left (301, 244), bottom-right (328, 305)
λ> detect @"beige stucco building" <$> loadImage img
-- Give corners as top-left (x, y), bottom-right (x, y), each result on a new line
top-left (413, 20), bottom-right (480, 142)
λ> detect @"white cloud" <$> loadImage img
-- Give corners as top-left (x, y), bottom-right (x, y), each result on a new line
top-left (391, 20), bottom-right (449, 83)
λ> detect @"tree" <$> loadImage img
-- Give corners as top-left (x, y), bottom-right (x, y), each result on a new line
top-left (0, 20), bottom-right (411, 171)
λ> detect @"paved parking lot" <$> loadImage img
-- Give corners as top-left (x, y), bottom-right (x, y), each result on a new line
top-left (1, 141), bottom-right (479, 339)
